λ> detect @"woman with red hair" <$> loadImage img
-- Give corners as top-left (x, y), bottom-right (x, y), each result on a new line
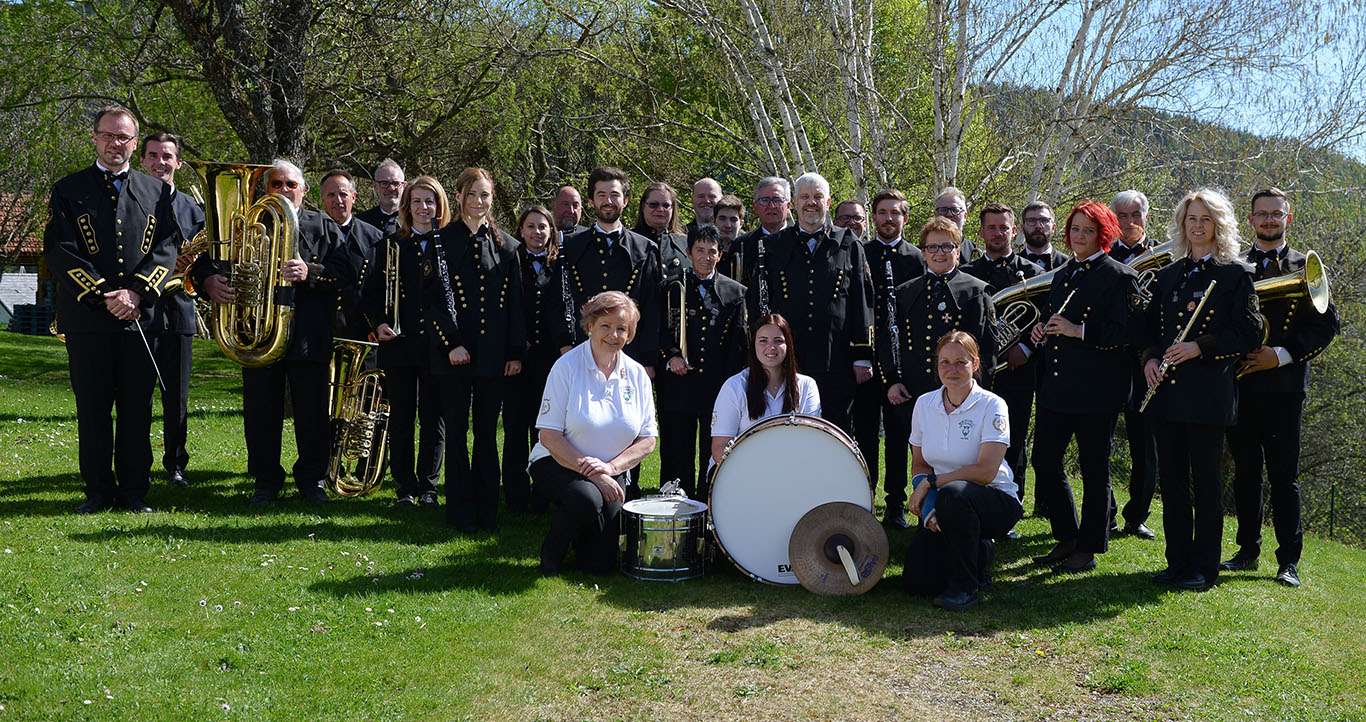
top-left (1027, 201), bottom-right (1141, 573)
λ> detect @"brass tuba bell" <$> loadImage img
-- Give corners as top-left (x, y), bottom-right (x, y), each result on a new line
top-left (189, 161), bottom-right (299, 368)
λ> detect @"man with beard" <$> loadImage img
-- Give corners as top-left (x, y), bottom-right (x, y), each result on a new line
top-left (961, 203), bottom-right (1043, 532)
top-left (854, 189), bottom-right (924, 527)
top-left (357, 158), bottom-right (404, 238)
top-left (1020, 201), bottom-right (1069, 270)
top-left (834, 200), bottom-right (867, 239)
top-left (685, 177), bottom-right (723, 240)
top-left (713, 193), bottom-right (746, 280)
top-left (321, 169), bottom-right (384, 345)
top-left (1109, 189), bottom-right (1158, 539)
top-left (744, 172), bottom-right (873, 433)
top-left (553, 166), bottom-right (661, 373)
top-left (932, 187), bottom-right (975, 264)
top-left (552, 185), bottom-right (586, 241)
top-left (1221, 188), bottom-right (1339, 588)
top-left (140, 132), bottom-right (205, 489)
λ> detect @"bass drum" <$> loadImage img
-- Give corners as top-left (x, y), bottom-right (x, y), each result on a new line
top-left (709, 414), bottom-right (872, 585)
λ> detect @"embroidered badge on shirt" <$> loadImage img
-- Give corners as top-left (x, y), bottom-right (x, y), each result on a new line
top-left (539, 398), bottom-right (551, 416)
top-left (993, 414), bottom-right (1008, 434)
top-left (958, 418), bottom-right (975, 439)
top-left (622, 385), bottom-right (634, 403)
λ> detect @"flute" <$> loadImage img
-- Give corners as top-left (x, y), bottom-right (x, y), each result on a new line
top-left (1138, 279), bottom-right (1218, 413)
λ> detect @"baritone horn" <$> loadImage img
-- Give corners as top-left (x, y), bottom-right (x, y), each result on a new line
top-left (188, 161), bottom-right (299, 368)
top-left (327, 338), bottom-right (390, 497)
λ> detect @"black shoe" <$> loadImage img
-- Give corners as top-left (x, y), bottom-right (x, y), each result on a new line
top-left (1032, 541), bottom-right (1075, 566)
top-left (1275, 564), bottom-right (1301, 588)
top-left (1219, 552), bottom-right (1259, 572)
top-left (299, 487), bottom-right (330, 505)
top-left (418, 492), bottom-right (440, 508)
top-left (394, 495), bottom-right (417, 507)
top-left (883, 507), bottom-right (910, 529)
top-left (1174, 573), bottom-right (1212, 592)
top-left (169, 469), bottom-right (188, 488)
top-left (249, 489), bottom-right (279, 505)
top-left (1122, 523), bottom-right (1156, 540)
top-left (1150, 568), bottom-right (1178, 586)
top-left (123, 498), bottom-right (154, 513)
top-left (932, 590), bottom-right (980, 611)
top-left (75, 498), bottom-right (112, 514)
top-left (1055, 551), bottom-right (1096, 573)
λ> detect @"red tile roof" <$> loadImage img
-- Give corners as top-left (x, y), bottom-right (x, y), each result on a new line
top-left (0, 193), bottom-right (43, 259)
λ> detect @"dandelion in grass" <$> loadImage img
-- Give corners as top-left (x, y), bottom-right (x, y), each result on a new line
top-left (199, 599), bottom-right (207, 607)
top-left (214, 604), bottom-right (224, 612)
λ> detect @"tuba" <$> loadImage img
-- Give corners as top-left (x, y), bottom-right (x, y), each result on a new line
top-left (189, 161), bottom-right (299, 367)
top-left (326, 338), bottom-right (390, 497)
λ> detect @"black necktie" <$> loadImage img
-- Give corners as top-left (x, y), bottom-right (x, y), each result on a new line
top-left (1025, 252), bottom-right (1050, 268)
top-left (596, 229), bottom-right (619, 252)
top-left (1253, 248), bottom-right (1283, 275)
top-left (104, 170), bottom-right (128, 184)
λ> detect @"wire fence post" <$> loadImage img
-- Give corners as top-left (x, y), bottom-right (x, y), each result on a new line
top-left (1328, 482), bottom-right (1336, 541)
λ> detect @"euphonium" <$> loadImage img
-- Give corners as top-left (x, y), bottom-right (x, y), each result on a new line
top-left (1128, 240), bottom-right (1177, 308)
top-left (190, 161), bottom-right (299, 367)
top-left (988, 268), bottom-right (1055, 350)
top-left (326, 338), bottom-right (390, 497)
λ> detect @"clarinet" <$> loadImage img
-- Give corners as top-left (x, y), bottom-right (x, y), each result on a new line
top-left (560, 256), bottom-right (575, 345)
top-left (757, 236), bottom-right (770, 318)
top-left (884, 258), bottom-right (900, 375)
top-left (430, 227), bottom-right (459, 335)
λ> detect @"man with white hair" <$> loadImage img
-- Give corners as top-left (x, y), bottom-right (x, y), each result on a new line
top-left (932, 186), bottom-right (975, 264)
top-left (744, 171), bottom-right (874, 432)
top-left (357, 158), bottom-right (405, 238)
top-left (193, 159), bottom-right (354, 505)
top-left (1109, 189), bottom-right (1158, 539)
top-left (1109, 189), bottom-right (1152, 264)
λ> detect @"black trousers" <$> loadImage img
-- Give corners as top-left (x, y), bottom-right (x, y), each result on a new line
top-left (1154, 422), bottom-right (1226, 581)
top-left (854, 380), bottom-right (911, 511)
top-left (153, 331), bottom-right (192, 474)
top-left (1033, 408), bottom-right (1118, 554)
top-left (67, 332), bottom-right (157, 504)
top-left (1120, 403), bottom-right (1159, 527)
top-left (383, 364), bottom-right (445, 498)
top-left (1227, 391), bottom-right (1304, 566)
top-left (997, 385), bottom-right (1034, 507)
top-left (242, 359), bottom-right (331, 492)
top-left (658, 409), bottom-right (712, 498)
top-left (531, 457), bottom-right (624, 574)
top-left (811, 368), bottom-right (856, 434)
top-left (438, 375), bottom-right (503, 528)
top-left (501, 355), bottom-right (553, 511)
top-left (903, 481), bottom-right (1021, 596)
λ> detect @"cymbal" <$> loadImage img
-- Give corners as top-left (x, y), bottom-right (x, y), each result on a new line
top-left (788, 502), bottom-right (889, 596)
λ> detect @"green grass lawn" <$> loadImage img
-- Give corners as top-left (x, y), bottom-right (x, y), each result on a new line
top-left (1, 331), bottom-right (1362, 720)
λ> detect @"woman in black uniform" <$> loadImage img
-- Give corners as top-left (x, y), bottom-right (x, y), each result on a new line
top-left (1141, 188), bottom-right (1262, 591)
top-left (365, 175), bottom-right (450, 508)
top-left (632, 181), bottom-right (690, 282)
top-left (501, 205), bottom-right (560, 513)
top-left (426, 167), bottom-right (526, 533)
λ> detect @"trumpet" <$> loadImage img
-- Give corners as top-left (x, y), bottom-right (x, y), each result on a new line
top-left (383, 237), bottom-right (402, 336)
top-left (668, 278), bottom-right (688, 367)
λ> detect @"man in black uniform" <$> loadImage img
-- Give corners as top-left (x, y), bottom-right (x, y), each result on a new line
top-left (713, 193), bottom-right (746, 281)
top-left (853, 189), bottom-right (924, 528)
top-left (356, 158), bottom-right (404, 238)
top-left (834, 199), bottom-right (867, 239)
top-left (194, 160), bottom-right (353, 505)
top-left (684, 177), bottom-right (723, 241)
top-left (736, 176), bottom-right (791, 264)
top-left (139, 131), bottom-right (204, 488)
top-left (553, 166), bottom-right (662, 372)
top-left (932, 187), bottom-right (975, 265)
top-left (961, 203), bottom-right (1043, 530)
top-left (552, 185), bottom-right (587, 241)
top-left (744, 172), bottom-right (874, 433)
top-left (1222, 188), bottom-right (1339, 587)
top-left (45, 105), bottom-right (181, 513)
top-left (321, 169), bottom-right (384, 344)
top-left (658, 225), bottom-right (748, 497)
top-left (1020, 201), bottom-right (1069, 271)
top-left (1109, 189), bottom-right (1159, 539)
top-left (878, 217), bottom-right (996, 520)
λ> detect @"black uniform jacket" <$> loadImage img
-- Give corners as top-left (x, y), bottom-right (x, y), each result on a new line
top-left (362, 229), bottom-right (438, 369)
top-left (356, 205), bottom-right (399, 239)
top-left (188, 206), bottom-right (352, 363)
top-left (336, 216), bottom-right (385, 340)
top-left (516, 244), bottom-right (562, 366)
top-left (1036, 254), bottom-right (1140, 415)
top-left (45, 166), bottom-right (182, 334)
top-left (1141, 257), bottom-right (1262, 426)
top-left (657, 271), bottom-right (748, 415)
top-left (157, 190), bottom-right (207, 335)
top-left (551, 225), bottom-right (662, 367)
top-left (877, 269), bottom-right (997, 396)
top-left (637, 225), bottom-right (691, 285)
top-left (1108, 238), bottom-right (1153, 266)
top-left (742, 223), bottom-right (875, 373)
top-left (962, 251), bottom-right (1044, 390)
top-left (1021, 245), bottom-right (1069, 271)
top-left (1236, 246), bottom-right (1339, 395)
top-left (865, 237), bottom-right (926, 381)
top-left (425, 221), bottom-right (527, 378)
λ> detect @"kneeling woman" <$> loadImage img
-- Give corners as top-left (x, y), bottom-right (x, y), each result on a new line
top-left (710, 313), bottom-right (821, 466)
top-left (530, 291), bottom-right (658, 575)
top-left (905, 331), bottom-right (1021, 611)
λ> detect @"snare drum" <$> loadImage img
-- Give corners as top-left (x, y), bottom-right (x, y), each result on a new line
top-left (621, 495), bottom-right (709, 581)
top-left (709, 414), bottom-right (872, 584)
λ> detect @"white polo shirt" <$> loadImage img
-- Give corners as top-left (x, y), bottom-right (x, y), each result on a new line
top-left (907, 381), bottom-right (1019, 500)
top-left (530, 341), bottom-right (658, 467)
top-left (711, 369), bottom-right (821, 438)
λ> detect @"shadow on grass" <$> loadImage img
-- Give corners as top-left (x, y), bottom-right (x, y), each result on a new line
top-left (0, 408), bottom-right (245, 424)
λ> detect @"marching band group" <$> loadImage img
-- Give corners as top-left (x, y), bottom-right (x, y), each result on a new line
top-left (44, 104), bottom-right (1339, 609)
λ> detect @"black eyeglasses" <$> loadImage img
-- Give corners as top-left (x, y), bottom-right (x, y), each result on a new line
top-left (645, 202), bottom-right (673, 210)
top-left (921, 243), bottom-right (959, 255)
